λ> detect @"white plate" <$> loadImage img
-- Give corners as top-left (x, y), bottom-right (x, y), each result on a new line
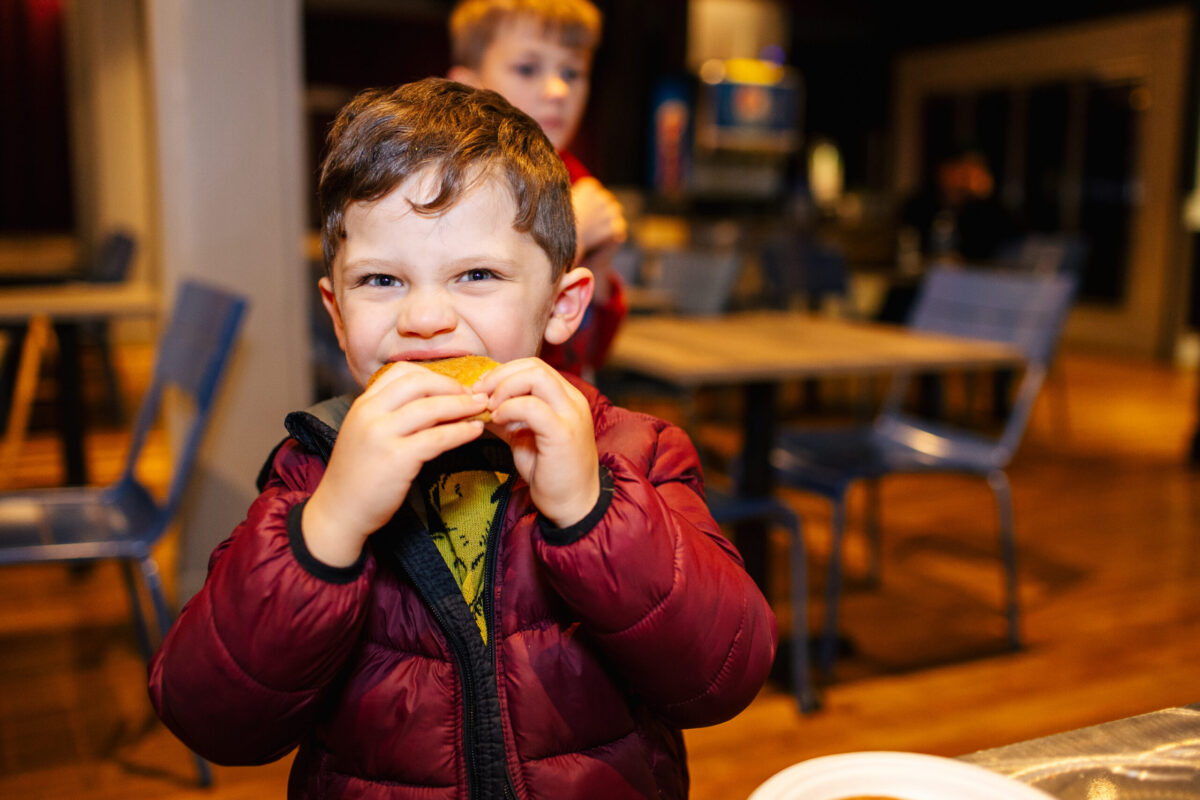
top-left (748, 751), bottom-right (1058, 800)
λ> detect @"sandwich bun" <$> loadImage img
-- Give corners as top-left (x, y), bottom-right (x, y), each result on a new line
top-left (367, 355), bottom-right (499, 421)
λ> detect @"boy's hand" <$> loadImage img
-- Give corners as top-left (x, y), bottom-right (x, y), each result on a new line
top-left (477, 358), bottom-right (600, 529)
top-left (302, 363), bottom-right (488, 567)
top-left (572, 177), bottom-right (627, 282)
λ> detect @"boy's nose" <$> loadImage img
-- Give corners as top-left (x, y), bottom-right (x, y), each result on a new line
top-left (543, 74), bottom-right (570, 100)
top-left (398, 290), bottom-right (457, 338)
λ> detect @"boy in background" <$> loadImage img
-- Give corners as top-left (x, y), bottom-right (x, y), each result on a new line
top-left (449, 0), bottom-right (628, 378)
top-left (149, 78), bottom-right (776, 800)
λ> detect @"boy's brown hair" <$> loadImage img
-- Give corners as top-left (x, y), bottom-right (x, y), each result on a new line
top-left (449, 0), bottom-right (602, 69)
top-left (318, 77), bottom-right (576, 279)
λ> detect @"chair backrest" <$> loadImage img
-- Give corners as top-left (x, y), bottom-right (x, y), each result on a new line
top-left (906, 265), bottom-right (1076, 366)
top-left (648, 249), bottom-right (743, 315)
top-left (996, 232), bottom-right (1089, 277)
top-left (89, 230), bottom-right (137, 283)
top-left (118, 281), bottom-right (248, 530)
top-left (881, 265), bottom-right (1077, 459)
top-left (760, 235), bottom-right (849, 309)
top-left (608, 242), bottom-right (644, 287)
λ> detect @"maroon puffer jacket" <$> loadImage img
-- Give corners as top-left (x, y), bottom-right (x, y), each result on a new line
top-left (149, 377), bottom-right (777, 799)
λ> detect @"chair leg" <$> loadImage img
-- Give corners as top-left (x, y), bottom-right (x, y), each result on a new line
top-left (987, 470), bottom-right (1022, 651)
top-left (138, 556), bottom-right (214, 788)
top-left (781, 507), bottom-right (818, 713)
top-left (138, 556), bottom-right (173, 643)
top-left (819, 496), bottom-right (848, 675)
top-left (120, 560), bottom-right (155, 665)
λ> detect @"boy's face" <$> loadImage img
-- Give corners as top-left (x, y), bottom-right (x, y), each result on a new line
top-left (453, 16), bottom-right (591, 151)
top-left (320, 170), bottom-right (590, 388)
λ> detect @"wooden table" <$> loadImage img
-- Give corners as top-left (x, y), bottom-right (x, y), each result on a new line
top-left (610, 311), bottom-right (1023, 386)
top-left (0, 282), bottom-right (159, 485)
top-left (607, 310), bottom-right (1024, 599)
top-left (0, 282), bottom-right (158, 323)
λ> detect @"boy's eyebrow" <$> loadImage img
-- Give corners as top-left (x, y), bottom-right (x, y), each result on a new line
top-left (445, 254), bottom-right (523, 271)
top-left (341, 254), bottom-right (524, 273)
top-left (340, 256), bottom-right (402, 273)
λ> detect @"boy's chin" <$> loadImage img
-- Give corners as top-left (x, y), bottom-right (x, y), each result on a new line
top-left (541, 126), bottom-right (575, 152)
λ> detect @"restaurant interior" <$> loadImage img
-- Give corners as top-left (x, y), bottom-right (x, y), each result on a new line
top-left (1, 0), bottom-right (1199, 797)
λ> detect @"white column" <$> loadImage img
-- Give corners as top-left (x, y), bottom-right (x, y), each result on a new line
top-left (144, 0), bottom-right (312, 599)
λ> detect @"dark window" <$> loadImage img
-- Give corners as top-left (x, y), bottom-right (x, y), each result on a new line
top-left (0, 0), bottom-right (74, 232)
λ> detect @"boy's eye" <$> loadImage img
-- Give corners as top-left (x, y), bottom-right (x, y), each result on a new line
top-left (514, 62), bottom-right (539, 79)
top-left (560, 67), bottom-right (583, 83)
top-left (364, 274), bottom-right (400, 288)
top-left (459, 268), bottom-right (496, 283)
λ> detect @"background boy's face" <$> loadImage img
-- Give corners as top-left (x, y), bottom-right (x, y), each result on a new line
top-left (461, 16), bottom-right (591, 151)
top-left (320, 171), bottom-right (563, 388)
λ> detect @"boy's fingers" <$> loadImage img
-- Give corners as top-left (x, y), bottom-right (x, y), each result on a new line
top-left (403, 419), bottom-right (486, 460)
top-left (366, 364), bottom-right (469, 400)
top-left (382, 393), bottom-right (490, 436)
top-left (477, 357), bottom-right (571, 398)
top-left (355, 367), bottom-right (478, 426)
top-left (484, 364), bottom-right (579, 417)
top-left (487, 394), bottom-right (548, 428)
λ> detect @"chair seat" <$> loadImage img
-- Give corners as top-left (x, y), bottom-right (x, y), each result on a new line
top-left (771, 419), bottom-right (1009, 496)
top-left (0, 482), bottom-right (160, 563)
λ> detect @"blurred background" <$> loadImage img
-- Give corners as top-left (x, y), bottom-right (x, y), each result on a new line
top-left (2, 1), bottom-right (1200, 797)
top-left (6, 1), bottom-right (1198, 362)
top-left (7, 0), bottom-right (1199, 348)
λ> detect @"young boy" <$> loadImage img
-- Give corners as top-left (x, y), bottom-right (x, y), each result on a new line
top-left (149, 78), bottom-right (776, 800)
top-left (448, 0), bottom-right (628, 378)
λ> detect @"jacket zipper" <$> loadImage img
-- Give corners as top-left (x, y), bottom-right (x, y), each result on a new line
top-left (483, 478), bottom-right (519, 800)
top-left (427, 472), bottom-right (518, 800)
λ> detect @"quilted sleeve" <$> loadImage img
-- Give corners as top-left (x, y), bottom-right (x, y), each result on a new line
top-left (532, 415), bottom-right (778, 728)
top-left (148, 440), bottom-right (376, 765)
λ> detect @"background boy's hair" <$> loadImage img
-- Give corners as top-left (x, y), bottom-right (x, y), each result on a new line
top-left (449, 0), bottom-right (602, 69)
top-left (318, 77), bottom-right (576, 278)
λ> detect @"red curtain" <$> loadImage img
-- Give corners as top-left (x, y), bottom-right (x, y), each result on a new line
top-left (0, 0), bottom-right (74, 232)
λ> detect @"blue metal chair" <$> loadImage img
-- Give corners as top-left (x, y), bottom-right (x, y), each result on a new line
top-left (608, 241), bottom-right (645, 288)
top-left (601, 248), bottom-right (744, 439)
top-left (707, 489), bottom-right (818, 713)
top-left (769, 266), bottom-right (1077, 674)
top-left (647, 249), bottom-right (744, 316)
top-left (996, 232), bottom-right (1090, 277)
top-left (0, 280), bottom-right (248, 786)
top-left (759, 234), bottom-right (851, 315)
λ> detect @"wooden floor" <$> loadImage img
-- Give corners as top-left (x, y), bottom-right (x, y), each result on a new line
top-left (0, 343), bottom-right (1198, 798)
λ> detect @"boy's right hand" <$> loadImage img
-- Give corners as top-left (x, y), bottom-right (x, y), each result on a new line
top-left (572, 177), bottom-right (627, 260)
top-left (572, 178), bottom-right (627, 304)
top-left (301, 362), bottom-right (488, 567)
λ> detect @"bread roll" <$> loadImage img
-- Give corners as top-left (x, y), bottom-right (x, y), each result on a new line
top-left (418, 355), bottom-right (499, 387)
top-left (367, 355), bottom-right (498, 421)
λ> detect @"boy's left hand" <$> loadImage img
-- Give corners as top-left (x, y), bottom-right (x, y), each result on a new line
top-left (476, 358), bottom-right (600, 528)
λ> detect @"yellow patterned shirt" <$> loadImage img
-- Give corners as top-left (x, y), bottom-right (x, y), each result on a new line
top-left (420, 442), bottom-right (513, 644)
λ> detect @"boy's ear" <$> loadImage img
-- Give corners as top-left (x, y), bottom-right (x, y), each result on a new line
top-left (318, 276), bottom-right (349, 353)
top-left (447, 65), bottom-right (483, 88)
top-left (543, 267), bottom-right (594, 346)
